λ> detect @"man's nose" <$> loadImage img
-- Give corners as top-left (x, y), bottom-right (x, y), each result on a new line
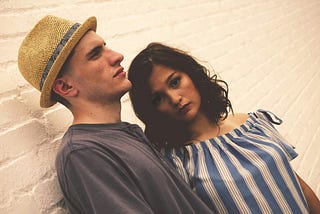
top-left (107, 49), bottom-right (124, 65)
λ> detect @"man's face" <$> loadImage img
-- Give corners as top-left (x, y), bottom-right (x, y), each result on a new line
top-left (66, 30), bottom-right (132, 104)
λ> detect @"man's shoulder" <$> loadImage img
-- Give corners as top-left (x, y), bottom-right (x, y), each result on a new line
top-left (57, 123), bottom-right (148, 158)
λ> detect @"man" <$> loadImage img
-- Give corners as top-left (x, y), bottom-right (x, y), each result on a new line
top-left (18, 15), bottom-right (212, 214)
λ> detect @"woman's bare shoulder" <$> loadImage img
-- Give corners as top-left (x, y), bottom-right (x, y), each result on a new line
top-left (219, 113), bottom-right (249, 135)
top-left (228, 113), bottom-right (249, 126)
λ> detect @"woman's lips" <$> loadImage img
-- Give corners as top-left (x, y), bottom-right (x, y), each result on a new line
top-left (179, 103), bottom-right (191, 114)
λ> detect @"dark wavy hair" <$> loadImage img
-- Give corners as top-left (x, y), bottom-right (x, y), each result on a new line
top-left (128, 42), bottom-right (232, 147)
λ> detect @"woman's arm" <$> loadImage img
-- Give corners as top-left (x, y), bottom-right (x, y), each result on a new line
top-left (296, 173), bottom-right (320, 214)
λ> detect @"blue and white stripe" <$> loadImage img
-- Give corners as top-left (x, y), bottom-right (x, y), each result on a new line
top-left (163, 110), bottom-right (309, 214)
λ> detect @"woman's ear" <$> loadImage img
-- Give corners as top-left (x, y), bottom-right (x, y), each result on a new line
top-left (52, 78), bottom-right (78, 97)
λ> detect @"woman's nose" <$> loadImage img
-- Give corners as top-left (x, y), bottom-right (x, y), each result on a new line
top-left (168, 91), bottom-right (182, 106)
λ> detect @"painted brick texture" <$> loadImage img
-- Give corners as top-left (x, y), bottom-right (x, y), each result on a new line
top-left (0, 0), bottom-right (319, 213)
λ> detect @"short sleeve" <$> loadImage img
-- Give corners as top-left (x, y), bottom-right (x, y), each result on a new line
top-left (255, 109), bottom-right (298, 160)
top-left (59, 148), bottom-right (153, 214)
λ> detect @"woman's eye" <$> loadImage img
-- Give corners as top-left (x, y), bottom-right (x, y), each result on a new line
top-left (169, 77), bottom-right (180, 88)
top-left (151, 95), bottom-right (163, 105)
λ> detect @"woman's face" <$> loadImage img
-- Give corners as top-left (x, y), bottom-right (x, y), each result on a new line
top-left (148, 64), bottom-right (201, 122)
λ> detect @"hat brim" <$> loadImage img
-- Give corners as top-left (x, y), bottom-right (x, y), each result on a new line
top-left (40, 16), bottom-right (97, 108)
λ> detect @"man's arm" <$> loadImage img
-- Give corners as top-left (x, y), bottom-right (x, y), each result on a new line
top-left (59, 148), bottom-right (153, 214)
top-left (296, 173), bottom-right (320, 214)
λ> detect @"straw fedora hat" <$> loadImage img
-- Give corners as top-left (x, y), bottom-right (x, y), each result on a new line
top-left (18, 15), bottom-right (97, 108)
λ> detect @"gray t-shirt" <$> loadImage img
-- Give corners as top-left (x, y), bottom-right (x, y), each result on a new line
top-left (56, 122), bottom-right (212, 214)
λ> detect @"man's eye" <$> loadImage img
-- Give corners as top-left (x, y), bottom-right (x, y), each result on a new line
top-left (91, 50), bottom-right (100, 58)
top-left (169, 77), bottom-right (180, 88)
top-left (89, 46), bottom-right (103, 59)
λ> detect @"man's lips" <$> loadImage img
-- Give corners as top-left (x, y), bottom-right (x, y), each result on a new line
top-left (113, 67), bottom-right (125, 77)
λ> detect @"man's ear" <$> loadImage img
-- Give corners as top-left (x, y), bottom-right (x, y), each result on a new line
top-left (52, 78), bottom-right (78, 97)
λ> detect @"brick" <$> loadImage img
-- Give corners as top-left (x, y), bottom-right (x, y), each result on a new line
top-left (50, 207), bottom-right (68, 214)
top-left (0, 65), bottom-right (26, 94)
top-left (0, 139), bottom-right (59, 204)
top-left (0, 194), bottom-right (40, 214)
top-left (33, 174), bottom-right (64, 211)
top-left (0, 38), bottom-right (21, 64)
top-left (19, 89), bottom-right (44, 114)
top-left (0, 15), bottom-right (27, 35)
top-left (0, 68), bottom-right (18, 94)
top-left (0, 120), bottom-right (48, 162)
top-left (0, 98), bottom-right (31, 129)
top-left (44, 106), bottom-right (73, 136)
top-left (0, 0), bottom-right (83, 11)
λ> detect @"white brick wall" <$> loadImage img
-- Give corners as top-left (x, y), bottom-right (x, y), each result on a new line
top-left (1, 0), bottom-right (319, 213)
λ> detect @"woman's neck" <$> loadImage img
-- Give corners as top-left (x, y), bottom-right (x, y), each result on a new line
top-left (186, 111), bottom-right (220, 142)
top-left (186, 112), bottom-right (249, 144)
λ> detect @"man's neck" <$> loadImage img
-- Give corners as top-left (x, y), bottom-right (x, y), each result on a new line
top-left (71, 101), bottom-right (122, 125)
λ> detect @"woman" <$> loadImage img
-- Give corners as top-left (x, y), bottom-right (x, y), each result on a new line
top-left (128, 42), bottom-right (320, 213)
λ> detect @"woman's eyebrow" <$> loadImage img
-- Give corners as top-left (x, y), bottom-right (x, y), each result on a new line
top-left (150, 71), bottom-right (178, 94)
top-left (166, 71), bottom-right (177, 84)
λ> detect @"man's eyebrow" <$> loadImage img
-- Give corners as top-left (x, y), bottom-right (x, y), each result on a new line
top-left (86, 44), bottom-right (103, 58)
